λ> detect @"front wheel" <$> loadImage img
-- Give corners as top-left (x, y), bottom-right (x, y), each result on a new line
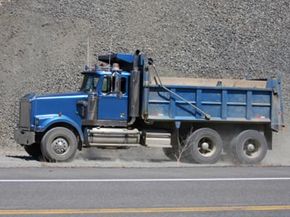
top-left (41, 127), bottom-right (78, 162)
top-left (231, 130), bottom-right (267, 164)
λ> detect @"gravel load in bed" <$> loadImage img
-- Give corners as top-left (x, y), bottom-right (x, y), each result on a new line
top-left (0, 0), bottom-right (289, 146)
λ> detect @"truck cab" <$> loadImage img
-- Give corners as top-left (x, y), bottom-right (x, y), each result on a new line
top-left (14, 50), bottom-right (153, 162)
top-left (81, 69), bottom-right (130, 123)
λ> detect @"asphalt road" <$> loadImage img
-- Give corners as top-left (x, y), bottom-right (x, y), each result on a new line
top-left (0, 167), bottom-right (290, 217)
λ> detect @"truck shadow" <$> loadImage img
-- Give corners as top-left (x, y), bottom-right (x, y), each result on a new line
top-left (6, 154), bottom-right (38, 161)
top-left (6, 154), bottom-right (113, 162)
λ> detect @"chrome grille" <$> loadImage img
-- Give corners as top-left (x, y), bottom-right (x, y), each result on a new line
top-left (18, 95), bottom-right (32, 129)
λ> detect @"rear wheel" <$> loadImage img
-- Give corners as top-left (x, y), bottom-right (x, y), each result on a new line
top-left (24, 143), bottom-right (41, 159)
top-left (184, 128), bottom-right (223, 164)
top-left (231, 130), bottom-right (267, 164)
top-left (41, 127), bottom-right (78, 162)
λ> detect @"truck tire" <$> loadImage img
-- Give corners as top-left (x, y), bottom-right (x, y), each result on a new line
top-left (231, 130), bottom-right (267, 164)
top-left (41, 127), bottom-right (78, 162)
top-left (184, 128), bottom-right (223, 164)
top-left (24, 143), bottom-right (41, 159)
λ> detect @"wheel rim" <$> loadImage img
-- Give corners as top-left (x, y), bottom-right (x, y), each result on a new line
top-left (51, 137), bottom-right (69, 155)
top-left (242, 138), bottom-right (261, 158)
top-left (197, 137), bottom-right (216, 157)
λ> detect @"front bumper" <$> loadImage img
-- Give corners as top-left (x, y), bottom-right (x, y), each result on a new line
top-left (14, 129), bottom-right (35, 145)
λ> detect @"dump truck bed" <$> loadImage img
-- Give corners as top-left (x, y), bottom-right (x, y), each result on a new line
top-left (144, 77), bottom-right (283, 130)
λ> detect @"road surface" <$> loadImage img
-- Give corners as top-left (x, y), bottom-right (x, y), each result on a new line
top-left (0, 167), bottom-right (290, 216)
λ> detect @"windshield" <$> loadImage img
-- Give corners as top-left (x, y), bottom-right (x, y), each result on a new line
top-left (80, 75), bottom-right (99, 92)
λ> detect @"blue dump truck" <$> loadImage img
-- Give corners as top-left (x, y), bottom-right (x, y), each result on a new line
top-left (15, 50), bottom-right (284, 164)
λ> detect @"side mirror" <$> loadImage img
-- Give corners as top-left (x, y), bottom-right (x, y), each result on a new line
top-left (76, 100), bottom-right (88, 118)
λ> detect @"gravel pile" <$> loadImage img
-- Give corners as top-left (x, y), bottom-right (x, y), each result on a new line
top-left (0, 0), bottom-right (289, 146)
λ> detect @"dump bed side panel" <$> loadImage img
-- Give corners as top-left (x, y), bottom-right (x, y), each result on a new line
top-left (146, 86), bottom-right (272, 123)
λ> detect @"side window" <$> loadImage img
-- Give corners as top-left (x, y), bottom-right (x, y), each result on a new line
top-left (120, 77), bottom-right (127, 94)
top-left (101, 75), bottom-right (126, 95)
top-left (102, 77), bottom-right (111, 93)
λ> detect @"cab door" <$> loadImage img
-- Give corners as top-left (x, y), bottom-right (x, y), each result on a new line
top-left (97, 74), bottom-right (128, 122)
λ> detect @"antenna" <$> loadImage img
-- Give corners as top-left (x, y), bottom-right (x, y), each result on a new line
top-left (86, 28), bottom-right (91, 69)
top-left (107, 18), bottom-right (113, 68)
top-left (109, 35), bottom-right (113, 67)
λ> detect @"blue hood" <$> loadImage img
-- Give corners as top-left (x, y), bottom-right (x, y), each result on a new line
top-left (30, 91), bottom-right (88, 132)
top-left (35, 91), bottom-right (88, 100)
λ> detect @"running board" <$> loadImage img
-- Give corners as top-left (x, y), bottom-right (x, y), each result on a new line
top-left (89, 143), bottom-right (140, 147)
top-left (144, 132), bottom-right (171, 148)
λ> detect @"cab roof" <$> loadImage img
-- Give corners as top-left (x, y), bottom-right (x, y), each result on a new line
top-left (82, 70), bottom-right (130, 76)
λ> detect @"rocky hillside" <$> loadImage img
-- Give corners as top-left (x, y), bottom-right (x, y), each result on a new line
top-left (0, 0), bottom-right (289, 145)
